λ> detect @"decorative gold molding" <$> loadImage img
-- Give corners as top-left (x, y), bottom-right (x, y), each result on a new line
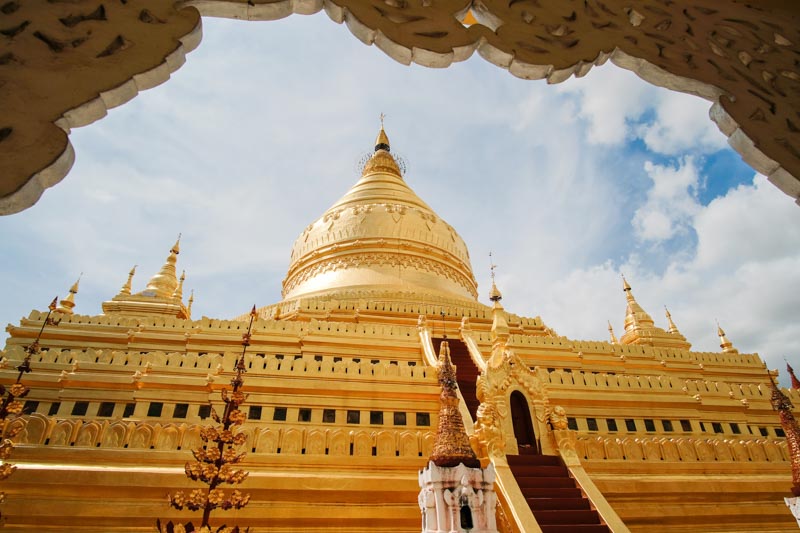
top-left (283, 250), bottom-right (480, 298)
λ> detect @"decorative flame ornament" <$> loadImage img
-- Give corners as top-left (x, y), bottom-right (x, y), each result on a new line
top-left (161, 306), bottom-right (257, 533)
top-left (0, 297), bottom-right (60, 512)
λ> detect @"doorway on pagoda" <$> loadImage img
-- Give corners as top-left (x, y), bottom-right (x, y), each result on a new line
top-left (510, 390), bottom-right (538, 455)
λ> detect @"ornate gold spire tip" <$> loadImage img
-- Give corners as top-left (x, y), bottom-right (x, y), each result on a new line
top-left (489, 252), bottom-right (502, 302)
top-left (608, 321), bottom-right (619, 344)
top-left (622, 274), bottom-right (631, 292)
top-left (69, 273), bottom-right (82, 294)
top-left (665, 306), bottom-right (680, 334)
top-left (717, 321), bottom-right (738, 354)
top-left (56, 274), bottom-right (82, 314)
top-left (375, 114), bottom-right (390, 152)
top-left (119, 265), bottom-right (137, 296)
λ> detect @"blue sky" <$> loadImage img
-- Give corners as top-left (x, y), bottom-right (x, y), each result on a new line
top-left (1, 13), bottom-right (798, 383)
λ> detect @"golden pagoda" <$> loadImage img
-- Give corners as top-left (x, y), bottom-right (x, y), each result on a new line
top-left (0, 127), bottom-right (798, 532)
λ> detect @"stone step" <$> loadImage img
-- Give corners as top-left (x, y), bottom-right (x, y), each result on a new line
top-left (540, 525), bottom-right (611, 533)
top-left (527, 498), bottom-right (591, 511)
top-left (516, 476), bottom-right (576, 489)
top-left (522, 488), bottom-right (584, 499)
top-left (534, 509), bottom-right (602, 525)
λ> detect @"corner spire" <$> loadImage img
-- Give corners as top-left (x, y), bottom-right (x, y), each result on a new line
top-left (187, 290), bottom-right (194, 319)
top-left (608, 321), bottom-right (619, 344)
top-left (665, 307), bottom-right (680, 335)
top-left (119, 265), bottom-right (136, 296)
top-left (172, 270), bottom-right (185, 300)
top-left (429, 339), bottom-right (480, 468)
top-left (717, 321), bottom-right (739, 354)
top-left (788, 359), bottom-right (800, 390)
top-left (56, 274), bottom-right (81, 315)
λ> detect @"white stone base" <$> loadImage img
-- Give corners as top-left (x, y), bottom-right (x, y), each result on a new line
top-left (785, 496), bottom-right (800, 527)
top-left (418, 461), bottom-right (498, 533)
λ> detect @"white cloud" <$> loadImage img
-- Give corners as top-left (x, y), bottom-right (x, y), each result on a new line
top-left (561, 65), bottom-right (728, 158)
top-left (632, 157), bottom-right (701, 242)
top-left (638, 91), bottom-right (728, 155)
top-left (535, 172), bottom-right (800, 376)
top-left (559, 66), bottom-right (656, 145)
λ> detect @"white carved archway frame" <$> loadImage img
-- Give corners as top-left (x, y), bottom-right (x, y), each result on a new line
top-left (1, 0), bottom-right (798, 213)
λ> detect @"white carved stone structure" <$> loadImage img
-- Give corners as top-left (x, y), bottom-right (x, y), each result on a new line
top-left (785, 497), bottom-right (800, 528)
top-left (418, 461), bottom-right (498, 533)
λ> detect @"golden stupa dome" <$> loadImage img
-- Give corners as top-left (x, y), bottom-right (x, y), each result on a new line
top-left (282, 127), bottom-right (478, 303)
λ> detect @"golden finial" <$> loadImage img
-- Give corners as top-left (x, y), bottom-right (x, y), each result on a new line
top-left (119, 265), bottom-right (137, 296)
top-left (375, 115), bottom-right (390, 152)
top-left (429, 339), bottom-right (480, 468)
top-left (665, 306), bottom-right (681, 335)
top-left (489, 251), bottom-right (502, 303)
top-left (187, 290), bottom-right (194, 319)
top-left (621, 275), bottom-right (654, 333)
top-left (172, 233), bottom-right (181, 255)
top-left (172, 270), bottom-right (185, 300)
top-left (56, 273), bottom-right (81, 315)
top-left (716, 321), bottom-right (739, 354)
top-left (608, 321), bottom-right (619, 344)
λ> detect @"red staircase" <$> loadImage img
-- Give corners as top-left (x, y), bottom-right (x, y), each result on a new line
top-left (433, 337), bottom-right (610, 532)
top-left (508, 453), bottom-right (610, 533)
top-left (434, 337), bottom-right (480, 420)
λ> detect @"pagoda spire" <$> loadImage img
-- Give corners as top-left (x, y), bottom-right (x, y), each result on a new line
top-left (618, 276), bottom-right (688, 349)
top-left (787, 359), bottom-right (800, 390)
top-left (102, 238), bottom-right (190, 319)
top-left (665, 307), bottom-right (681, 335)
top-left (488, 251), bottom-right (502, 303)
top-left (488, 254), bottom-right (509, 353)
top-left (362, 120), bottom-right (402, 177)
top-left (429, 339), bottom-right (480, 468)
top-left (375, 113), bottom-right (390, 152)
top-left (55, 274), bottom-right (81, 315)
top-left (608, 321), bottom-right (619, 344)
top-left (119, 265), bottom-right (136, 296)
top-left (717, 322), bottom-right (739, 354)
top-left (622, 275), bottom-right (655, 332)
top-left (144, 235), bottom-right (181, 298)
top-left (187, 290), bottom-right (194, 319)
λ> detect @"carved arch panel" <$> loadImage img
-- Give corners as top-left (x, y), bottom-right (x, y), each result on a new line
top-left (1, 1), bottom-right (798, 213)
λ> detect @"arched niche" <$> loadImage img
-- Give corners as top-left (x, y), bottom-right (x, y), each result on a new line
top-left (509, 390), bottom-right (538, 455)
